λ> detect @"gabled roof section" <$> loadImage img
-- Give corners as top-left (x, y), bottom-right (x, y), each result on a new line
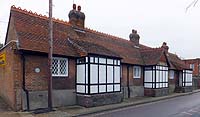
top-left (9, 5), bottom-right (143, 64)
top-left (140, 48), bottom-right (165, 65)
top-left (168, 53), bottom-right (189, 70)
top-left (6, 5), bottom-right (191, 68)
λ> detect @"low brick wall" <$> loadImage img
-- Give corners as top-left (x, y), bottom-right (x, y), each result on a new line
top-left (193, 77), bottom-right (200, 90)
top-left (182, 86), bottom-right (193, 93)
top-left (129, 86), bottom-right (144, 97)
top-left (77, 92), bottom-right (123, 107)
top-left (169, 84), bottom-right (175, 94)
top-left (144, 88), bottom-right (169, 97)
top-left (22, 89), bottom-right (76, 110)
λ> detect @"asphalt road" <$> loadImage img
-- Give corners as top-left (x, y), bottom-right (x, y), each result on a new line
top-left (85, 92), bottom-right (200, 117)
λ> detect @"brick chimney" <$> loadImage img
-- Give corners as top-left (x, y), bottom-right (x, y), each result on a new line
top-left (161, 42), bottom-right (169, 53)
top-left (129, 29), bottom-right (140, 46)
top-left (68, 4), bottom-right (85, 28)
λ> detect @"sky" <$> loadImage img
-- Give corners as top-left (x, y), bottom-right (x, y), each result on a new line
top-left (0, 0), bottom-right (200, 59)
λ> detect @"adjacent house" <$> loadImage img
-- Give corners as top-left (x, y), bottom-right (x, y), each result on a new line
top-left (0, 5), bottom-right (192, 111)
top-left (184, 58), bottom-right (200, 77)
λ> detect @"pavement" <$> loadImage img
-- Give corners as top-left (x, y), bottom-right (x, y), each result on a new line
top-left (0, 89), bottom-right (200, 117)
top-left (85, 90), bottom-right (200, 117)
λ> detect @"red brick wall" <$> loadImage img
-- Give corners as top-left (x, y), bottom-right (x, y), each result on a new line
top-left (169, 70), bottom-right (176, 84)
top-left (24, 55), bottom-right (48, 91)
top-left (144, 89), bottom-right (155, 96)
top-left (184, 59), bottom-right (200, 77)
top-left (121, 64), bottom-right (143, 87)
top-left (24, 55), bottom-right (76, 91)
top-left (0, 42), bottom-right (23, 111)
top-left (52, 59), bottom-right (76, 89)
top-left (121, 64), bottom-right (127, 87)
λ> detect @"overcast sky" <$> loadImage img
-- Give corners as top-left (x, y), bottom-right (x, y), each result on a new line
top-left (0, 0), bottom-right (200, 59)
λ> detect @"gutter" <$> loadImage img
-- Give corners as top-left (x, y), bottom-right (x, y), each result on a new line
top-left (0, 40), bottom-right (18, 51)
top-left (22, 54), bottom-right (30, 111)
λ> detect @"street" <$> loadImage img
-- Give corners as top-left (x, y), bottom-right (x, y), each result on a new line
top-left (84, 92), bottom-right (200, 117)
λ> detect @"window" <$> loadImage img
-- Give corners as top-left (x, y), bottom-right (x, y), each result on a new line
top-left (76, 56), bottom-right (121, 94)
top-left (190, 64), bottom-right (194, 71)
top-left (144, 65), bottom-right (168, 88)
top-left (169, 70), bottom-right (174, 79)
top-left (133, 66), bottom-right (141, 78)
top-left (183, 70), bottom-right (192, 86)
top-left (52, 57), bottom-right (68, 77)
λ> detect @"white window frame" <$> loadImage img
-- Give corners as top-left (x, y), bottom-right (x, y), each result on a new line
top-left (133, 66), bottom-right (141, 78)
top-left (52, 57), bottom-right (68, 77)
top-left (169, 70), bottom-right (174, 79)
top-left (190, 64), bottom-right (194, 71)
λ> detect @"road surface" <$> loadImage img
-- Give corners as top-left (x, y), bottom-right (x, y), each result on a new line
top-left (84, 92), bottom-right (200, 117)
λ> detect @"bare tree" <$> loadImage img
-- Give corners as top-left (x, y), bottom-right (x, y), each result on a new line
top-left (186, 0), bottom-right (199, 12)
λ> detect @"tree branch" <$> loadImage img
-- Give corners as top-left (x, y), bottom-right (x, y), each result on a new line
top-left (186, 0), bottom-right (198, 12)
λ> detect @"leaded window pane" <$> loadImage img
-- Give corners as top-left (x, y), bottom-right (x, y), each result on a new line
top-left (52, 59), bottom-right (59, 75)
top-left (60, 59), bottom-right (67, 75)
top-left (52, 57), bottom-right (68, 77)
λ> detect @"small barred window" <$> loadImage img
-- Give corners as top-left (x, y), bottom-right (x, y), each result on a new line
top-left (52, 57), bottom-right (68, 77)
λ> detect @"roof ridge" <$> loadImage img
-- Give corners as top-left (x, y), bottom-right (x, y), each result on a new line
top-left (11, 5), bottom-right (135, 45)
top-left (140, 47), bottom-right (163, 52)
top-left (11, 5), bottom-right (70, 26)
top-left (85, 27), bottom-right (131, 44)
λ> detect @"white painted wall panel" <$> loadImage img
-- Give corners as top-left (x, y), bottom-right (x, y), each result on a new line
top-left (114, 84), bottom-right (120, 91)
top-left (145, 71), bottom-right (152, 82)
top-left (152, 71), bottom-right (155, 82)
top-left (99, 58), bottom-right (106, 64)
top-left (156, 71), bottom-right (159, 82)
top-left (99, 65), bottom-right (106, 83)
top-left (90, 86), bottom-right (98, 94)
top-left (186, 83), bottom-right (192, 86)
top-left (90, 65), bottom-right (98, 84)
top-left (90, 57), bottom-right (94, 63)
top-left (114, 66), bottom-right (120, 83)
top-left (99, 85), bottom-right (106, 93)
top-left (144, 83), bottom-right (152, 88)
top-left (77, 65), bottom-right (85, 83)
top-left (86, 64), bottom-right (88, 84)
top-left (107, 85), bottom-right (113, 92)
top-left (166, 72), bottom-right (168, 82)
top-left (107, 59), bottom-right (113, 64)
top-left (107, 66), bottom-right (113, 83)
top-left (166, 83), bottom-right (168, 87)
top-left (77, 85), bottom-right (85, 93)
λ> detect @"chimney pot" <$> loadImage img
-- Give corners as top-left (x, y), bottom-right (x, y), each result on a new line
top-left (161, 42), bottom-right (169, 53)
top-left (129, 29), bottom-right (140, 46)
top-left (68, 4), bottom-right (85, 28)
top-left (78, 6), bottom-right (81, 11)
top-left (73, 4), bottom-right (76, 10)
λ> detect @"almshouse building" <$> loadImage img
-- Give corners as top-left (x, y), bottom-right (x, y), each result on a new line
top-left (0, 5), bottom-right (193, 111)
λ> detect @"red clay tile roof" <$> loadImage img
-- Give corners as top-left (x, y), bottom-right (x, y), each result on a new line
top-left (9, 6), bottom-right (143, 64)
top-left (6, 6), bottom-right (190, 69)
top-left (168, 53), bottom-right (189, 70)
top-left (140, 48), bottom-right (164, 65)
